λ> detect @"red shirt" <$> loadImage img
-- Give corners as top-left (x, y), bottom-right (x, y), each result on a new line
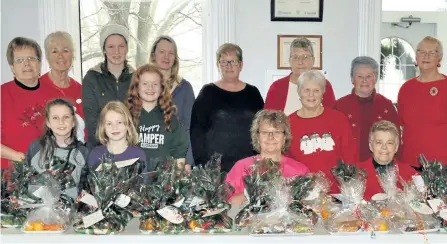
top-left (335, 89), bottom-right (399, 161)
top-left (288, 108), bottom-right (357, 193)
top-left (1, 80), bottom-right (60, 168)
top-left (398, 76), bottom-right (447, 166)
top-left (264, 74), bottom-right (336, 111)
top-left (40, 73), bottom-right (86, 143)
top-left (359, 158), bottom-right (417, 200)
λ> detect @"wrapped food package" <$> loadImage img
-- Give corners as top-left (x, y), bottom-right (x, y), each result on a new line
top-left (73, 156), bottom-right (143, 234)
top-left (249, 178), bottom-right (314, 235)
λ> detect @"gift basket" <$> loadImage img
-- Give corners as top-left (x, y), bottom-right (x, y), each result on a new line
top-left (137, 157), bottom-right (192, 234)
top-left (41, 156), bottom-right (80, 200)
top-left (250, 178), bottom-right (315, 235)
top-left (73, 156), bottom-right (144, 234)
top-left (297, 172), bottom-right (337, 224)
top-left (418, 154), bottom-right (447, 232)
top-left (398, 177), bottom-right (441, 233)
top-left (21, 173), bottom-right (69, 233)
top-left (234, 158), bottom-right (282, 231)
top-left (328, 161), bottom-right (387, 235)
top-left (1, 161), bottom-right (39, 228)
top-left (187, 154), bottom-right (234, 233)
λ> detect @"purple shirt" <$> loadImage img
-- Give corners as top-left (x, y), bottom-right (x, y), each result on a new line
top-left (87, 145), bottom-right (147, 169)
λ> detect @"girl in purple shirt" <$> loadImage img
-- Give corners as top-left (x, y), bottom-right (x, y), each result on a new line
top-left (87, 101), bottom-right (146, 169)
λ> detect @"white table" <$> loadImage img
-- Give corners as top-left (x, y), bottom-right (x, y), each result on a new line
top-left (1, 220), bottom-right (446, 244)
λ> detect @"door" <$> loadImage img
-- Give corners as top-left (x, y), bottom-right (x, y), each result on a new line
top-left (379, 23), bottom-right (436, 102)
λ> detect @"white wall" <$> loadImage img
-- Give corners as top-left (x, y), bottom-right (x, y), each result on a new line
top-left (235, 0), bottom-right (360, 99)
top-left (1, 0), bottom-right (40, 83)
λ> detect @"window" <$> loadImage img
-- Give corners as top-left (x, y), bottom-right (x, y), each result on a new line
top-left (79, 0), bottom-right (203, 96)
top-left (382, 0), bottom-right (447, 11)
top-left (379, 37), bottom-right (417, 102)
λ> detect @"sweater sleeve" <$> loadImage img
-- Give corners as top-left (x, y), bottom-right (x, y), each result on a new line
top-left (181, 81), bottom-right (196, 165)
top-left (25, 140), bottom-right (40, 166)
top-left (168, 117), bottom-right (189, 159)
top-left (264, 80), bottom-right (280, 110)
top-left (225, 159), bottom-right (248, 198)
top-left (323, 80), bottom-right (336, 108)
top-left (82, 71), bottom-right (100, 149)
top-left (190, 86), bottom-right (212, 166)
top-left (252, 85), bottom-right (265, 111)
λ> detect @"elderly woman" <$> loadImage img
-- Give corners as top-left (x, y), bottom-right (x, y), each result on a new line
top-left (265, 37), bottom-right (336, 115)
top-left (82, 24), bottom-right (135, 149)
top-left (149, 35), bottom-right (195, 170)
top-left (360, 120), bottom-right (417, 200)
top-left (226, 110), bottom-right (309, 206)
top-left (335, 56), bottom-right (398, 162)
top-left (288, 70), bottom-right (357, 193)
top-left (190, 43), bottom-right (264, 172)
top-left (398, 36), bottom-right (447, 166)
top-left (1, 37), bottom-right (59, 168)
top-left (40, 31), bottom-right (86, 143)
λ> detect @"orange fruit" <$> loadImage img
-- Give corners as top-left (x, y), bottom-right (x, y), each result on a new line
top-left (377, 222), bottom-right (389, 231)
top-left (32, 221), bottom-right (45, 231)
top-left (381, 209), bottom-right (391, 217)
top-left (23, 222), bottom-right (33, 231)
top-left (146, 221), bottom-right (154, 231)
top-left (189, 220), bottom-right (199, 230)
top-left (321, 209), bottom-right (331, 220)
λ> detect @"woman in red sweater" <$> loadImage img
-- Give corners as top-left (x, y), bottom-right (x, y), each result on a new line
top-left (40, 31), bottom-right (86, 143)
top-left (335, 56), bottom-right (398, 162)
top-left (264, 37), bottom-right (336, 115)
top-left (288, 70), bottom-right (357, 193)
top-left (360, 120), bottom-right (417, 200)
top-left (398, 36), bottom-right (447, 166)
top-left (1, 37), bottom-right (60, 168)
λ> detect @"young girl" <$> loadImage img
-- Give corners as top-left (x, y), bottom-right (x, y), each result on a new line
top-left (127, 64), bottom-right (188, 172)
top-left (87, 101), bottom-right (146, 170)
top-left (26, 98), bottom-right (88, 194)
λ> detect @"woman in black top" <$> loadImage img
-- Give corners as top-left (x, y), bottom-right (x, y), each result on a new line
top-left (190, 43), bottom-right (264, 172)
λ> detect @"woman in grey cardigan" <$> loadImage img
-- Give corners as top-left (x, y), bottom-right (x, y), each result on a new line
top-left (149, 35), bottom-right (195, 171)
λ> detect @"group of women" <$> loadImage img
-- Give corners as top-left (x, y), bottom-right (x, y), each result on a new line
top-left (1, 23), bottom-right (446, 204)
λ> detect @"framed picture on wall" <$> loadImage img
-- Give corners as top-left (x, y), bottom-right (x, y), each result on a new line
top-left (277, 35), bottom-right (323, 70)
top-left (270, 0), bottom-right (324, 22)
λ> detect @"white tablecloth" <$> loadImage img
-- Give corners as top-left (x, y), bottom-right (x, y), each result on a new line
top-left (1, 219), bottom-right (446, 244)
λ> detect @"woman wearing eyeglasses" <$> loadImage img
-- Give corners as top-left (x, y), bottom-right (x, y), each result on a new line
top-left (288, 70), bottom-right (357, 193)
top-left (1, 37), bottom-right (61, 168)
top-left (398, 36), bottom-right (447, 166)
top-left (226, 110), bottom-right (308, 206)
top-left (190, 43), bottom-right (264, 172)
top-left (264, 37), bottom-right (336, 115)
top-left (335, 56), bottom-right (398, 162)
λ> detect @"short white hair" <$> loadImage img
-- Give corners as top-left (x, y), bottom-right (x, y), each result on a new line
top-left (297, 70), bottom-right (326, 94)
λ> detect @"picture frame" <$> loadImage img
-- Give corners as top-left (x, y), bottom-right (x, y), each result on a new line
top-left (270, 0), bottom-right (324, 22)
top-left (277, 35), bottom-right (323, 70)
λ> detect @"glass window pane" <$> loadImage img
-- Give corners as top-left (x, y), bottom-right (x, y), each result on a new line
top-left (380, 37), bottom-right (417, 102)
top-left (382, 0), bottom-right (447, 11)
top-left (79, 0), bottom-right (203, 96)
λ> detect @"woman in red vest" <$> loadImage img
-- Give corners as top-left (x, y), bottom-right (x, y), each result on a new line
top-left (398, 36), bottom-right (447, 166)
top-left (335, 56), bottom-right (398, 162)
top-left (264, 37), bottom-right (336, 115)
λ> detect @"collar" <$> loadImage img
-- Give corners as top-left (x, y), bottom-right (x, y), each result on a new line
top-left (372, 157), bottom-right (394, 174)
top-left (352, 88), bottom-right (376, 103)
top-left (14, 78), bottom-right (40, 91)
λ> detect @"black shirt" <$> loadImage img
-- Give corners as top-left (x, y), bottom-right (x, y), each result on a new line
top-left (190, 83), bottom-right (264, 172)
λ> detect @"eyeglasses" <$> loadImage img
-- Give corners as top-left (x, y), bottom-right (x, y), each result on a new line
top-left (259, 130), bottom-right (284, 138)
top-left (290, 54), bottom-right (313, 62)
top-left (219, 60), bottom-right (239, 66)
top-left (354, 75), bottom-right (375, 82)
top-left (416, 50), bottom-right (438, 57)
top-left (14, 56), bottom-right (39, 64)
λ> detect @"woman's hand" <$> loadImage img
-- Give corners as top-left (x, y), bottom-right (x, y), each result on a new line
top-left (12, 151), bottom-right (25, 162)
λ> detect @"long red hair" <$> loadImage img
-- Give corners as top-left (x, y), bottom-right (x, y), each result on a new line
top-left (126, 64), bottom-right (176, 131)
